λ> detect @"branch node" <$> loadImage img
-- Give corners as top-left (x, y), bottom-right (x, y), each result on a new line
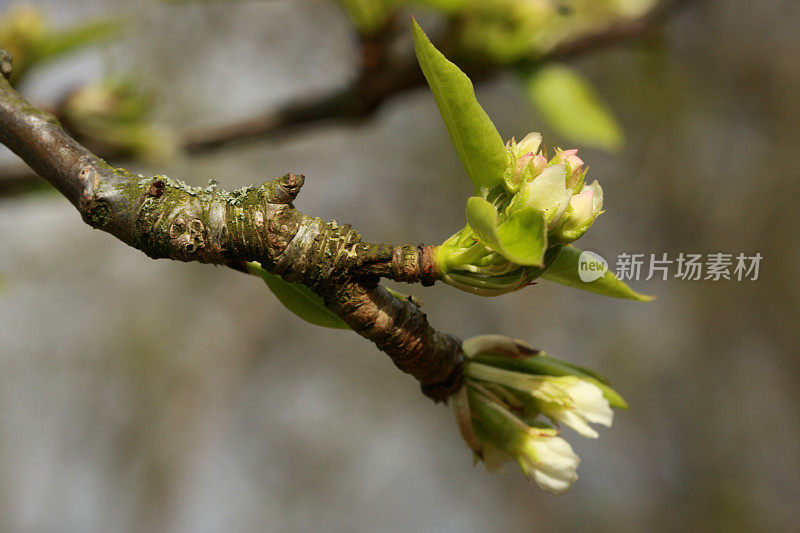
top-left (148, 179), bottom-right (165, 198)
top-left (82, 198), bottom-right (110, 228)
top-left (278, 172), bottom-right (304, 199)
top-left (260, 173), bottom-right (305, 205)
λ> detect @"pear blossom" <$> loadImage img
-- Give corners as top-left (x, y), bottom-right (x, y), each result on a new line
top-left (534, 376), bottom-right (614, 438)
top-left (452, 335), bottom-right (627, 494)
top-left (553, 148), bottom-right (586, 189)
top-left (437, 131), bottom-right (609, 295)
top-left (554, 180), bottom-right (603, 242)
top-left (464, 385), bottom-right (580, 494)
top-left (466, 363), bottom-right (613, 438)
top-left (520, 428), bottom-right (580, 494)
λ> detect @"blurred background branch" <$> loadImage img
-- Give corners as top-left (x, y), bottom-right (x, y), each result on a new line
top-left (0, 0), bottom-right (692, 196)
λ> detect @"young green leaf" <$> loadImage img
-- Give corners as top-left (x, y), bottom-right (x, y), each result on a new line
top-left (466, 197), bottom-right (547, 266)
top-left (31, 18), bottom-right (125, 65)
top-left (412, 19), bottom-right (507, 194)
top-left (247, 262), bottom-right (350, 329)
top-left (541, 245), bottom-right (654, 301)
top-left (523, 64), bottom-right (623, 152)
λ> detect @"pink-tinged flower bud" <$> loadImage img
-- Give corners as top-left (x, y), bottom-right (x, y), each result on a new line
top-left (553, 180), bottom-right (604, 243)
top-left (503, 132), bottom-right (546, 193)
top-left (553, 149), bottom-right (585, 189)
top-left (532, 153), bottom-right (547, 176)
top-left (566, 187), bottom-right (594, 225)
top-left (514, 151), bottom-right (535, 180)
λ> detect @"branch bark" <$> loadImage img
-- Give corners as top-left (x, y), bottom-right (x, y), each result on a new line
top-left (0, 57), bottom-right (462, 401)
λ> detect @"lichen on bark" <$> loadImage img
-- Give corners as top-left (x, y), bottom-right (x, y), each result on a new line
top-left (0, 61), bottom-right (464, 400)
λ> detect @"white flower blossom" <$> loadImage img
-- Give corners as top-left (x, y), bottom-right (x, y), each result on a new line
top-left (520, 429), bottom-right (580, 494)
top-left (466, 363), bottom-right (614, 438)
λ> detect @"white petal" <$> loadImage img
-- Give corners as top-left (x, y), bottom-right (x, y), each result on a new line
top-left (516, 132), bottom-right (542, 155)
top-left (529, 436), bottom-right (580, 494)
top-left (525, 164), bottom-right (568, 216)
top-left (550, 407), bottom-right (599, 438)
top-left (548, 190), bottom-right (573, 230)
top-left (533, 468), bottom-right (577, 495)
top-left (567, 379), bottom-right (613, 427)
top-left (563, 188), bottom-right (594, 230)
top-left (588, 180), bottom-right (603, 213)
top-left (532, 435), bottom-right (580, 474)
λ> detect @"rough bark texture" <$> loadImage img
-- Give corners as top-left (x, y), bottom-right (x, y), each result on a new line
top-left (0, 56), bottom-right (462, 401)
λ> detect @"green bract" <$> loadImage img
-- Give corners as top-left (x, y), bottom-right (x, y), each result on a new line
top-left (413, 20), bottom-right (507, 194)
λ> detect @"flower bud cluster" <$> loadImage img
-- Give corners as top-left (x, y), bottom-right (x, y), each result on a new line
top-left (451, 335), bottom-right (625, 494)
top-left (437, 132), bottom-right (603, 295)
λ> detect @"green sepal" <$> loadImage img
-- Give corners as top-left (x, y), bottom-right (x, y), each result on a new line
top-left (466, 197), bottom-right (547, 267)
top-left (247, 262), bottom-right (350, 330)
top-left (542, 245), bottom-right (654, 301)
top-left (413, 19), bottom-right (507, 194)
top-left (468, 386), bottom-right (529, 463)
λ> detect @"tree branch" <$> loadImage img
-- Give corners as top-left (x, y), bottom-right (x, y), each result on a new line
top-left (0, 0), bottom-right (692, 195)
top-left (535, 0), bottom-right (694, 63)
top-left (0, 57), bottom-right (462, 401)
top-left (184, 0), bottom-right (693, 152)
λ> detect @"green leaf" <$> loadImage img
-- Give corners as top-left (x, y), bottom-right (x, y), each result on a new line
top-left (541, 245), bottom-right (654, 301)
top-left (413, 20), bottom-right (507, 194)
top-left (469, 354), bottom-right (628, 409)
top-left (31, 18), bottom-right (125, 64)
top-left (414, 0), bottom-right (469, 12)
top-left (523, 64), bottom-right (623, 152)
top-left (247, 262), bottom-right (350, 329)
top-left (338, 0), bottom-right (397, 34)
top-left (466, 197), bottom-right (547, 266)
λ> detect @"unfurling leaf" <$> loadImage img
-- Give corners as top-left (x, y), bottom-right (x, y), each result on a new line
top-left (413, 19), bottom-right (507, 194)
top-left (247, 262), bottom-right (350, 329)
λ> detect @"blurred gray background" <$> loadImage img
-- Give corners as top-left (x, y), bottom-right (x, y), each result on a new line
top-left (0, 0), bottom-right (798, 531)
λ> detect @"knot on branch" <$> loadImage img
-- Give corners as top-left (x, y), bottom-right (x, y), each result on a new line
top-left (130, 177), bottom-right (222, 262)
top-left (169, 216), bottom-right (207, 255)
top-left (391, 245), bottom-right (439, 286)
top-left (260, 172), bottom-right (304, 204)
